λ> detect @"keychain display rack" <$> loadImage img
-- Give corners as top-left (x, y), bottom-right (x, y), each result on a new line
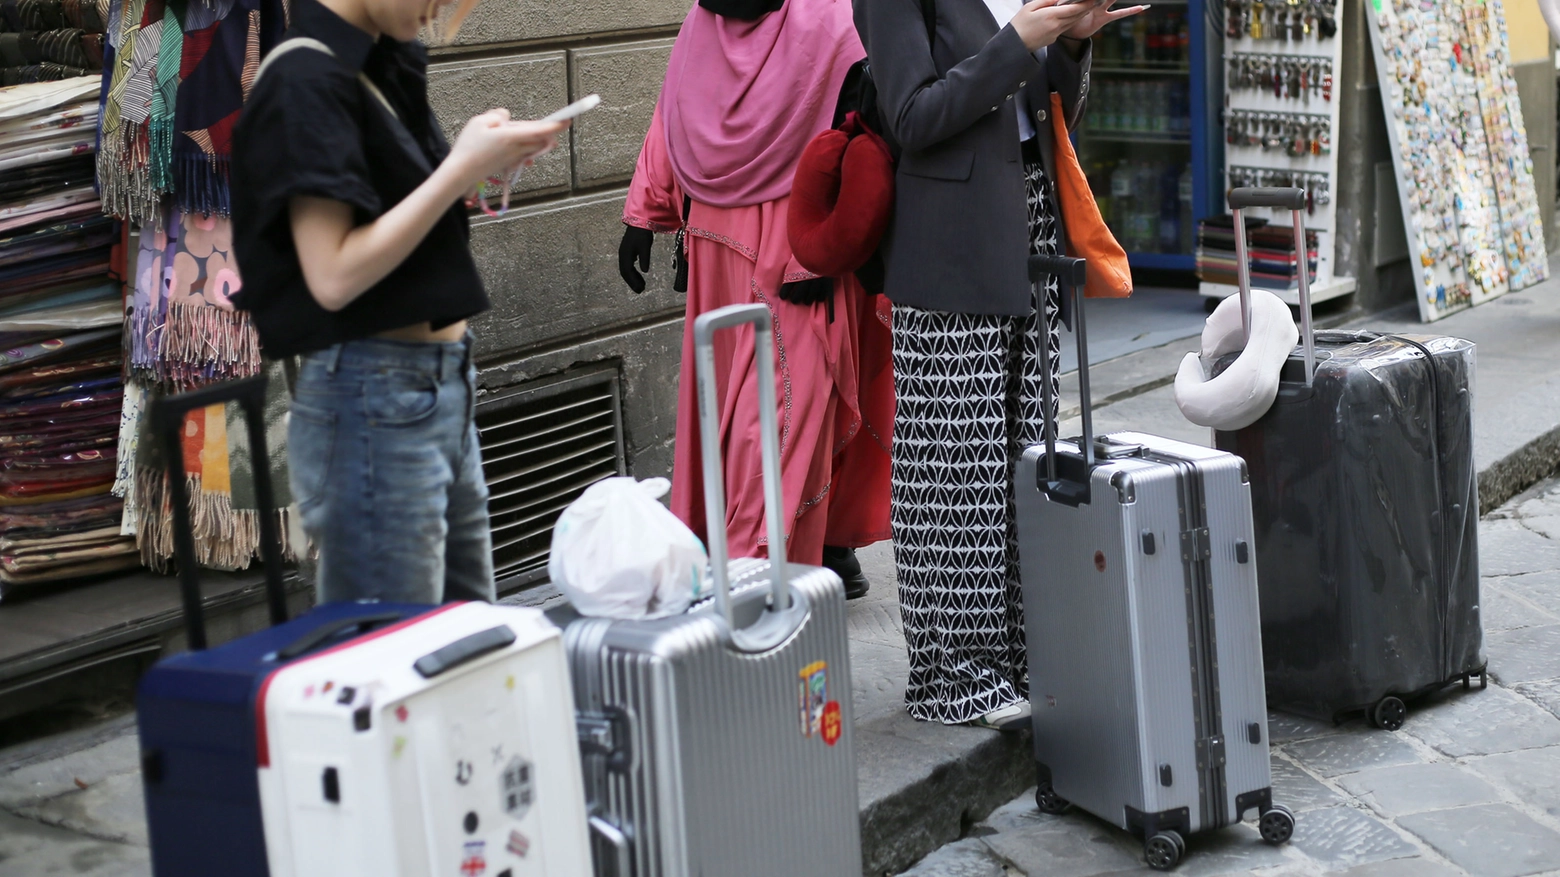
top-left (1367, 0), bottom-right (1547, 322)
top-left (1199, 0), bottom-right (1357, 306)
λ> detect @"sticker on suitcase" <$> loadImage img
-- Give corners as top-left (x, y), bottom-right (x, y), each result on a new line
top-left (500, 756), bottom-right (533, 820)
top-left (460, 840), bottom-right (487, 876)
top-left (821, 700), bottom-right (842, 746)
top-left (506, 829), bottom-right (530, 858)
top-left (799, 661), bottom-right (828, 737)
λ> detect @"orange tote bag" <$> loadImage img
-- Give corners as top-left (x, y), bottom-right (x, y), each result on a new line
top-left (1050, 92), bottom-right (1133, 299)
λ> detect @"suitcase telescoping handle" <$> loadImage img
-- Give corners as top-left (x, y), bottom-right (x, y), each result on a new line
top-left (150, 374), bottom-right (288, 651)
top-left (1228, 187), bottom-right (1314, 387)
top-left (693, 304), bottom-right (810, 653)
top-left (1033, 254), bottom-right (1094, 494)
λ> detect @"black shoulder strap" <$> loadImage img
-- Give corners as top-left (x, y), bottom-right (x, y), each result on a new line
top-left (920, 0), bottom-right (936, 43)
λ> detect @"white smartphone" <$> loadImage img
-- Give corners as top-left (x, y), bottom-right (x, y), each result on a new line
top-left (543, 94), bottom-right (602, 123)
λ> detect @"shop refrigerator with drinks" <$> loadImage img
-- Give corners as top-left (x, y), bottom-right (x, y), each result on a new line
top-left (1078, 0), bottom-right (1222, 272)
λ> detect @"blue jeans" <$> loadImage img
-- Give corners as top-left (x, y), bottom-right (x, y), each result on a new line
top-left (289, 337), bottom-right (495, 605)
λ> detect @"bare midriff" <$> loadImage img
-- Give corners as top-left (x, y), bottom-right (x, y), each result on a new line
top-left (374, 320), bottom-right (468, 343)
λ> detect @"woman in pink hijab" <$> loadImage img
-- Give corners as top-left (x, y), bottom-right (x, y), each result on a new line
top-left (618, 0), bottom-right (892, 596)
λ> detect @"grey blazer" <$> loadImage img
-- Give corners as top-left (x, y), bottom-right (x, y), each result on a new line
top-left (854, 0), bottom-right (1091, 316)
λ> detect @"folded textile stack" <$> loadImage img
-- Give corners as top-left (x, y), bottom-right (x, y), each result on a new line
top-left (0, 328), bottom-right (138, 600)
top-left (0, 77), bottom-right (136, 599)
top-left (1196, 215), bottom-right (1319, 290)
top-left (0, 0), bottom-right (107, 86)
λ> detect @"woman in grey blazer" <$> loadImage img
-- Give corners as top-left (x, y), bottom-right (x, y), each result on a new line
top-left (855, 0), bottom-right (1142, 728)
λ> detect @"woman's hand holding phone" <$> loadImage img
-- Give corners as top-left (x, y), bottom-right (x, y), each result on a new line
top-left (448, 108), bottom-right (570, 190)
top-left (1011, 0), bottom-right (1094, 51)
top-left (1061, 0), bottom-right (1150, 41)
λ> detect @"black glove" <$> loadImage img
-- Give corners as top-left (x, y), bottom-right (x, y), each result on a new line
top-left (777, 276), bottom-right (833, 306)
top-left (618, 226), bottom-right (654, 294)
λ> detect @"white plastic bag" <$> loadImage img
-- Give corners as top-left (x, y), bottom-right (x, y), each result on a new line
top-left (548, 476), bottom-right (707, 619)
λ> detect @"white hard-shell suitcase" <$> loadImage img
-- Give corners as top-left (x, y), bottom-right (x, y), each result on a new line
top-left (256, 602), bottom-right (593, 877)
top-left (562, 304), bottom-right (862, 877)
top-left (1014, 255), bottom-right (1296, 871)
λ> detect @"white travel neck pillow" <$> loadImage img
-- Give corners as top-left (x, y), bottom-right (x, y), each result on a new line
top-left (1174, 290), bottom-right (1300, 431)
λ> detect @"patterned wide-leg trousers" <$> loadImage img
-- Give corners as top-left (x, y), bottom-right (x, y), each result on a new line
top-left (891, 156), bottom-right (1062, 724)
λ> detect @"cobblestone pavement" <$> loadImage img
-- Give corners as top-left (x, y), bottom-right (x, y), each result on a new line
top-left (897, 475), bottom-right (1560, 877)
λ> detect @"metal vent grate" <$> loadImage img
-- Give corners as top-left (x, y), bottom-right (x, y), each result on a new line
top-left (476, 366), bottom-right (626, 593)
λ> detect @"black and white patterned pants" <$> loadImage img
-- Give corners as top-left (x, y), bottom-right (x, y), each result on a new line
top-left (891, 152), bottom-right (1062, 725)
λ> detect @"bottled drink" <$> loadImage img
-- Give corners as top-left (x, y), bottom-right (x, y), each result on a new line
top-left (1090, 161), bottom-right (1114, 227)
top-left (1118, 19), bottom-right (1134, 65)
top-left (1132, 161), bottom-right (1161, 252)
top-left (1153, 82), bottom-right (1169, 133)
top-left (1133, 15), bottom-right (1148, 64)
top-left (1132, 82), bottom-right (1150, 132)
top-left (1176, 12), bottom-right (1191, 67)
top-left (1178, 165), bottom-right (1195, 254)
top-left (1110, 161), bottom-right (1134, 239)
top-left (1159, 163), bottom-right (1181, 253)
top-left (1097, 29), bottom-right (1118, 64)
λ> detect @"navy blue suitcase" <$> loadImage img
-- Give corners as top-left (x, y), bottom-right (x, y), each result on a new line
top-left (135, 374), bottom-right (436, 877)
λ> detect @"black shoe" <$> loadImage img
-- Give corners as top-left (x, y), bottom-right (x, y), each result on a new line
top-left (822, 545), bottom-right (870, 600)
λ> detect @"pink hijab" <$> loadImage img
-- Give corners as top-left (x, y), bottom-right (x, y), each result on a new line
top-left (660, 0), bottom-right (865, 209)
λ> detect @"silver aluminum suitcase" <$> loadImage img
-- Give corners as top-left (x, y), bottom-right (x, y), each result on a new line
top-left (563, 304), bottom-right (862, 877)
top-left (1013, 254), bottom-right (1296, 871)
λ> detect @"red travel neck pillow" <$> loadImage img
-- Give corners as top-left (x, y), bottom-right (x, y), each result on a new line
top-left (788, 112), bottom-right (895, 278)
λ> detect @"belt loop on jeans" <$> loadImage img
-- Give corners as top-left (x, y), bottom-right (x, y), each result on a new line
top-left (325, 343), bottom-right (344, 375)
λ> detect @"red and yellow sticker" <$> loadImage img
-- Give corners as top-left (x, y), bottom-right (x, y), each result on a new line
top-left (821, 701), bottom-right (842, 746)
top-left (798, 661), bottom-right (828, 737)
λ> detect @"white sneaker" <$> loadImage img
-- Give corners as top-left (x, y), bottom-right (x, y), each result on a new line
top-left (969, 700), bottom-right (1031, 731)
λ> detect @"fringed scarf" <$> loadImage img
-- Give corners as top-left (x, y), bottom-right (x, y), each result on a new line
top-left (130, 369), bottom-right (295, 570)
top-left (132, 397), bottom-right (242, 569)
top-left (147, 0), bottom-right (180, 193)
top-left (171, 0), bottom-right (281, 216)
top-left (224, 358), bottom-right (293, 559)
top-left (122, 203), bottom-right (278, 570)
top-left (97, 0), bottom-right (160, 222)
top-left (124, 205), bottom-right (254, 385)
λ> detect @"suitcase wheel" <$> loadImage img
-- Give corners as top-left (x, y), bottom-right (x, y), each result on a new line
top-left (1369, 696), bottom-right (1407, 731)
top-left (1463, 671), bottom-right (1489, 691)
top-left (1258, 804), bottom-right (1296, 846)
top-left (1034, 783), bottom-right (1071, 815)
top-left (1145, 830), bottom-right (1184, 870)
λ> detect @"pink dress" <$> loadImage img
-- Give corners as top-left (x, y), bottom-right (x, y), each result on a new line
top-left (624, 108), bottom-right (893, 566)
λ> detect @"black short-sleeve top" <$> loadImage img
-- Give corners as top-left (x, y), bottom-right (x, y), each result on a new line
top-left (230, 0), bottom-right (488, 358)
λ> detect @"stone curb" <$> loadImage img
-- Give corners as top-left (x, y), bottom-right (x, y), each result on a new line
top-left (1479, 423), bottom-right (1560, 515)
top-left (857, 723), bottom-right (1033, 876)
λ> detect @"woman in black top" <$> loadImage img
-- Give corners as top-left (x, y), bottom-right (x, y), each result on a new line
top-left (230, 0), bottom-right (565, 604)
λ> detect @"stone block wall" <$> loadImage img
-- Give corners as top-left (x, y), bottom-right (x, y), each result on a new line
top-left (425, 6), bottom-right (686, 478)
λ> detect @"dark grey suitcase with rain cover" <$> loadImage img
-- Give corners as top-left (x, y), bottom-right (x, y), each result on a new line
top-left (1214, 187), bottom-right (1486, 730)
